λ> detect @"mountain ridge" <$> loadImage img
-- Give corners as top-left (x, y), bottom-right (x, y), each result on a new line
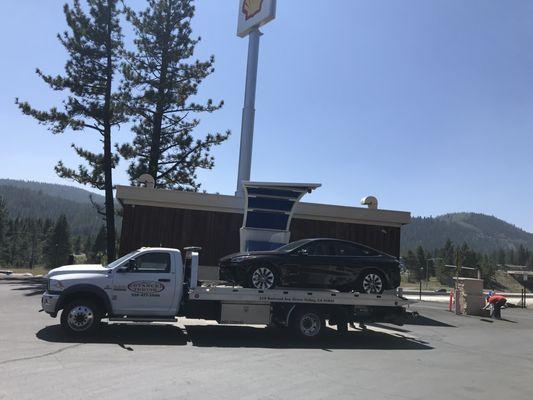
top-left (1, 179), bottom-right (531, 254)
top-left (0, 179), bottom-right (104, 236)
top-left (401, 212), bottom-right (533, 254)
top-left (0, 179), bottom-right (104, 204)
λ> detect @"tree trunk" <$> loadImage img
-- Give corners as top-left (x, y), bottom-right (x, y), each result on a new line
top-left (103, 0), bottom-right (116, 262)
top-left (149, 9), bottom-right (172, 187)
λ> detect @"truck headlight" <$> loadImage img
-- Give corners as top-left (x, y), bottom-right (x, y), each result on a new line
top-left (49, 279), bottom-right (65, 291)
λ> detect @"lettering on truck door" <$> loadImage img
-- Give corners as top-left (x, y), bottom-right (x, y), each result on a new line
top-left (112, 251), bottom-right (176, 315)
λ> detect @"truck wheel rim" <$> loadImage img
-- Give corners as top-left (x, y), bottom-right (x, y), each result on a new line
top-left (67, 306), bottom-right (94, 332)
top-left (252, 267), bottom-right (275, 289)
top-left (362, 273), bottom-right (383, 293)
top-left (300, 313), bottom-right (321, 337)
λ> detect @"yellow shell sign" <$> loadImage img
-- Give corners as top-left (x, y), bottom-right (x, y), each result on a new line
top-left (242, 0), bottom-right (263, 20)
top-left (237, 0), bottom-right (276, 38)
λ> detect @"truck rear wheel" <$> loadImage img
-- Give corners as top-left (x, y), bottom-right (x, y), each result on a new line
top-left (60, 299), bottom-right (101, 336)
top-left (291, 308), bottom-right (325, 339)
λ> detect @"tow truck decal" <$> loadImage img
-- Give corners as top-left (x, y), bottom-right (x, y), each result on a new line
top-left (128, 281), bottom-right (165, 297)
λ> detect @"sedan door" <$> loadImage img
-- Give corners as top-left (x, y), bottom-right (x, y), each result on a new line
top-left (287, 241), bottom-right (337, 288)
top-left (331, 242), bottom-right (384, 289)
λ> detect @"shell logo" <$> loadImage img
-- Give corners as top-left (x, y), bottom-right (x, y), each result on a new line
top-left (242, 0), bottom-right (263, 20)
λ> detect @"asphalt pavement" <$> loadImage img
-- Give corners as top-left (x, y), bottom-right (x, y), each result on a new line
top-left (1, 278), bottom-right (532, 400)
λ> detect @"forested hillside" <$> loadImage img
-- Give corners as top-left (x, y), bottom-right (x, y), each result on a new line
top-left (400, 213), bottom-right (533, 286)
top-left (0, 182), bottom-right (103, 237)
top-left (401, 213), bottom-right (533, 254)
top-left (0, 179), bottom-right (103, 204)
top-left (0, 180), bottom-right (108, 269)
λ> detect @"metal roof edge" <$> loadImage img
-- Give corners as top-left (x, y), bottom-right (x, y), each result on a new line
top-left (116, 185), bottom-right (411, 226)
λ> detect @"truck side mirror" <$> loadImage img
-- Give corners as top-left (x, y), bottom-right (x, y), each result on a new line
top-left (119, 259), bottom-right (137, 272)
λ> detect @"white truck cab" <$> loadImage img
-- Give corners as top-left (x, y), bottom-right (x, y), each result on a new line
top-left (42, 247), bottom-right (415, 339)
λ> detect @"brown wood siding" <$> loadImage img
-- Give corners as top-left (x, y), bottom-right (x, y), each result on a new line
top-left (120, 205), bottom-right (401, 265)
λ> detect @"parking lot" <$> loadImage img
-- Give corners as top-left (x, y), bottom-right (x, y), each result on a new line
top-left (1, 278), bottom-right (532, 400)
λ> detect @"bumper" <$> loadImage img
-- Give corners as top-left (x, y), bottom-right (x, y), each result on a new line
top-left (42, 292), bottom-right (60, 317)
top-left (219, 263), bottom-right (249, 284)
top-left (219, 264), bottom-right (237, 283)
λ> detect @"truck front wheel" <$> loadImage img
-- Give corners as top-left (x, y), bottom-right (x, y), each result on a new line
top-left (60, 300), bottom-right (101, 336)
top-left (291, 308), bottom-right (325, 340)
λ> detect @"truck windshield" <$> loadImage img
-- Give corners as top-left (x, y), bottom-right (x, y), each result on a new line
top-left (105, 251), bottom-right (139, 269)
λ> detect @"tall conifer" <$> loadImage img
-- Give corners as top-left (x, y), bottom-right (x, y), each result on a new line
top-left (16, 0), bottom-right (125, 261)
top-left (119, 0), bottom-right (229, 190)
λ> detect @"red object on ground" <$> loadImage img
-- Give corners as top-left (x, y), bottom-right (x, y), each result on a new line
top-left (488, 295), bottom-right (507, 304)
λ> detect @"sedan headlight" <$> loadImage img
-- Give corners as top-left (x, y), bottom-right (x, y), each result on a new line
top-left (230, 255), bottom-right (253, 263)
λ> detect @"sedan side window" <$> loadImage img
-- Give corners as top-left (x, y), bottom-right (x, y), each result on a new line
top-left (302, 242), bottom-right (335, 256)
top-left (334, 242), bottom-right (378, 257)
top-left (132, 252), bottom-right (171, 273)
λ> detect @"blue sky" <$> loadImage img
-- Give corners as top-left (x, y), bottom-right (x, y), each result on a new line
top-left (1, 1), bottom-right (533, 231)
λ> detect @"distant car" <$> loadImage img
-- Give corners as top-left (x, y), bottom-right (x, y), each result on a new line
top-left (219, 238), bottom-right (401, 294)
top-left (434, 288), bottom-right (448, 293)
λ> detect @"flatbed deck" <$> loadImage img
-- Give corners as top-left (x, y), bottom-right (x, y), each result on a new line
top-left (189, 286), bottom-right (415, 307)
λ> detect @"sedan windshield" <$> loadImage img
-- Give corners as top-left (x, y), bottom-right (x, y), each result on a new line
top-left (105, 251), bottom-right (139, 269)
top-left (276, 239), bottom-right (312, 252)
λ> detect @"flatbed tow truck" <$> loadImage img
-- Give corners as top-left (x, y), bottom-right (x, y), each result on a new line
top-left (42, 247), bottom-right (416, 339)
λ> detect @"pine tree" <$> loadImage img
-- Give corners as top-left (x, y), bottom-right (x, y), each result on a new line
top-left (92, 225), bottom-right (107, 263)
top-left (415, 246), bottom-right (426, 281)
top-left (404, 250), bottom-right (418, 283)
top-left (440, 238), bottom-right (455, 265)
top-left (527, 254), bottom-right (533, 270)
top-left (479, 254), bottom-right (496, 287)
top-left (73, 236), bottom-right (82, 254)
top-left (517, 244), bottom-right (529, 266)
top-left (16, 0), bottom-right (126, 262)
top-left (119, 0), bottom-right (230, 190)
top-left (44, 215), bottom-right (72, 269)
top-left (27, 219), bottom-right (43, 269)
top-left (84, 234), bottom-right (94, 262)
top-left (497, 248), bottom-right (506, 265)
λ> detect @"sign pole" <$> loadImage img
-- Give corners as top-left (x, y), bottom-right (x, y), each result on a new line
top-left (236, 27), bottom-right (262, 196)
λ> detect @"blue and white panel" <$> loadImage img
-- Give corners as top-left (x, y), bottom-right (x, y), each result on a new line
top-left (240, 182), bottom-right (320, 252)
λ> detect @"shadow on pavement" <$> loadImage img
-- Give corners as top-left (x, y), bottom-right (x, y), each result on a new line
top-left (185, 325), bottom-right (432, 350)
top-left (368, 323), bottom-right (412, 333)
top-left (499, 318), bottom-right (518, 323)
top-left (37, 323), bottom-right (187, 347)
top-left (403, 315), bottom-right (455, 327)
top-left (36, 323), bottom-right (433, 350)
top-left (480, 317), bottom-right (517, 324)
top-left (0, 279), bottom-right (45, 296)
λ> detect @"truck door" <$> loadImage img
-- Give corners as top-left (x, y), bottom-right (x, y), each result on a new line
top-left (112, 251), bottom-right (177, 316)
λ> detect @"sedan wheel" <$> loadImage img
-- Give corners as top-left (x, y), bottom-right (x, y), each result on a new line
top-left (361, 272), bottom-right (384, 294)
top-left (250, 266), bottom-right (276, 290)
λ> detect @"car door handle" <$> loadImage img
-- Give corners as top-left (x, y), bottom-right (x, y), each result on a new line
top-left (158, 278), bottom-right (170, 282)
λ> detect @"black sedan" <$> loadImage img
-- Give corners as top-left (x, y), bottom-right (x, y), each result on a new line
top-left (219, 238), bottom-right (401, 294)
